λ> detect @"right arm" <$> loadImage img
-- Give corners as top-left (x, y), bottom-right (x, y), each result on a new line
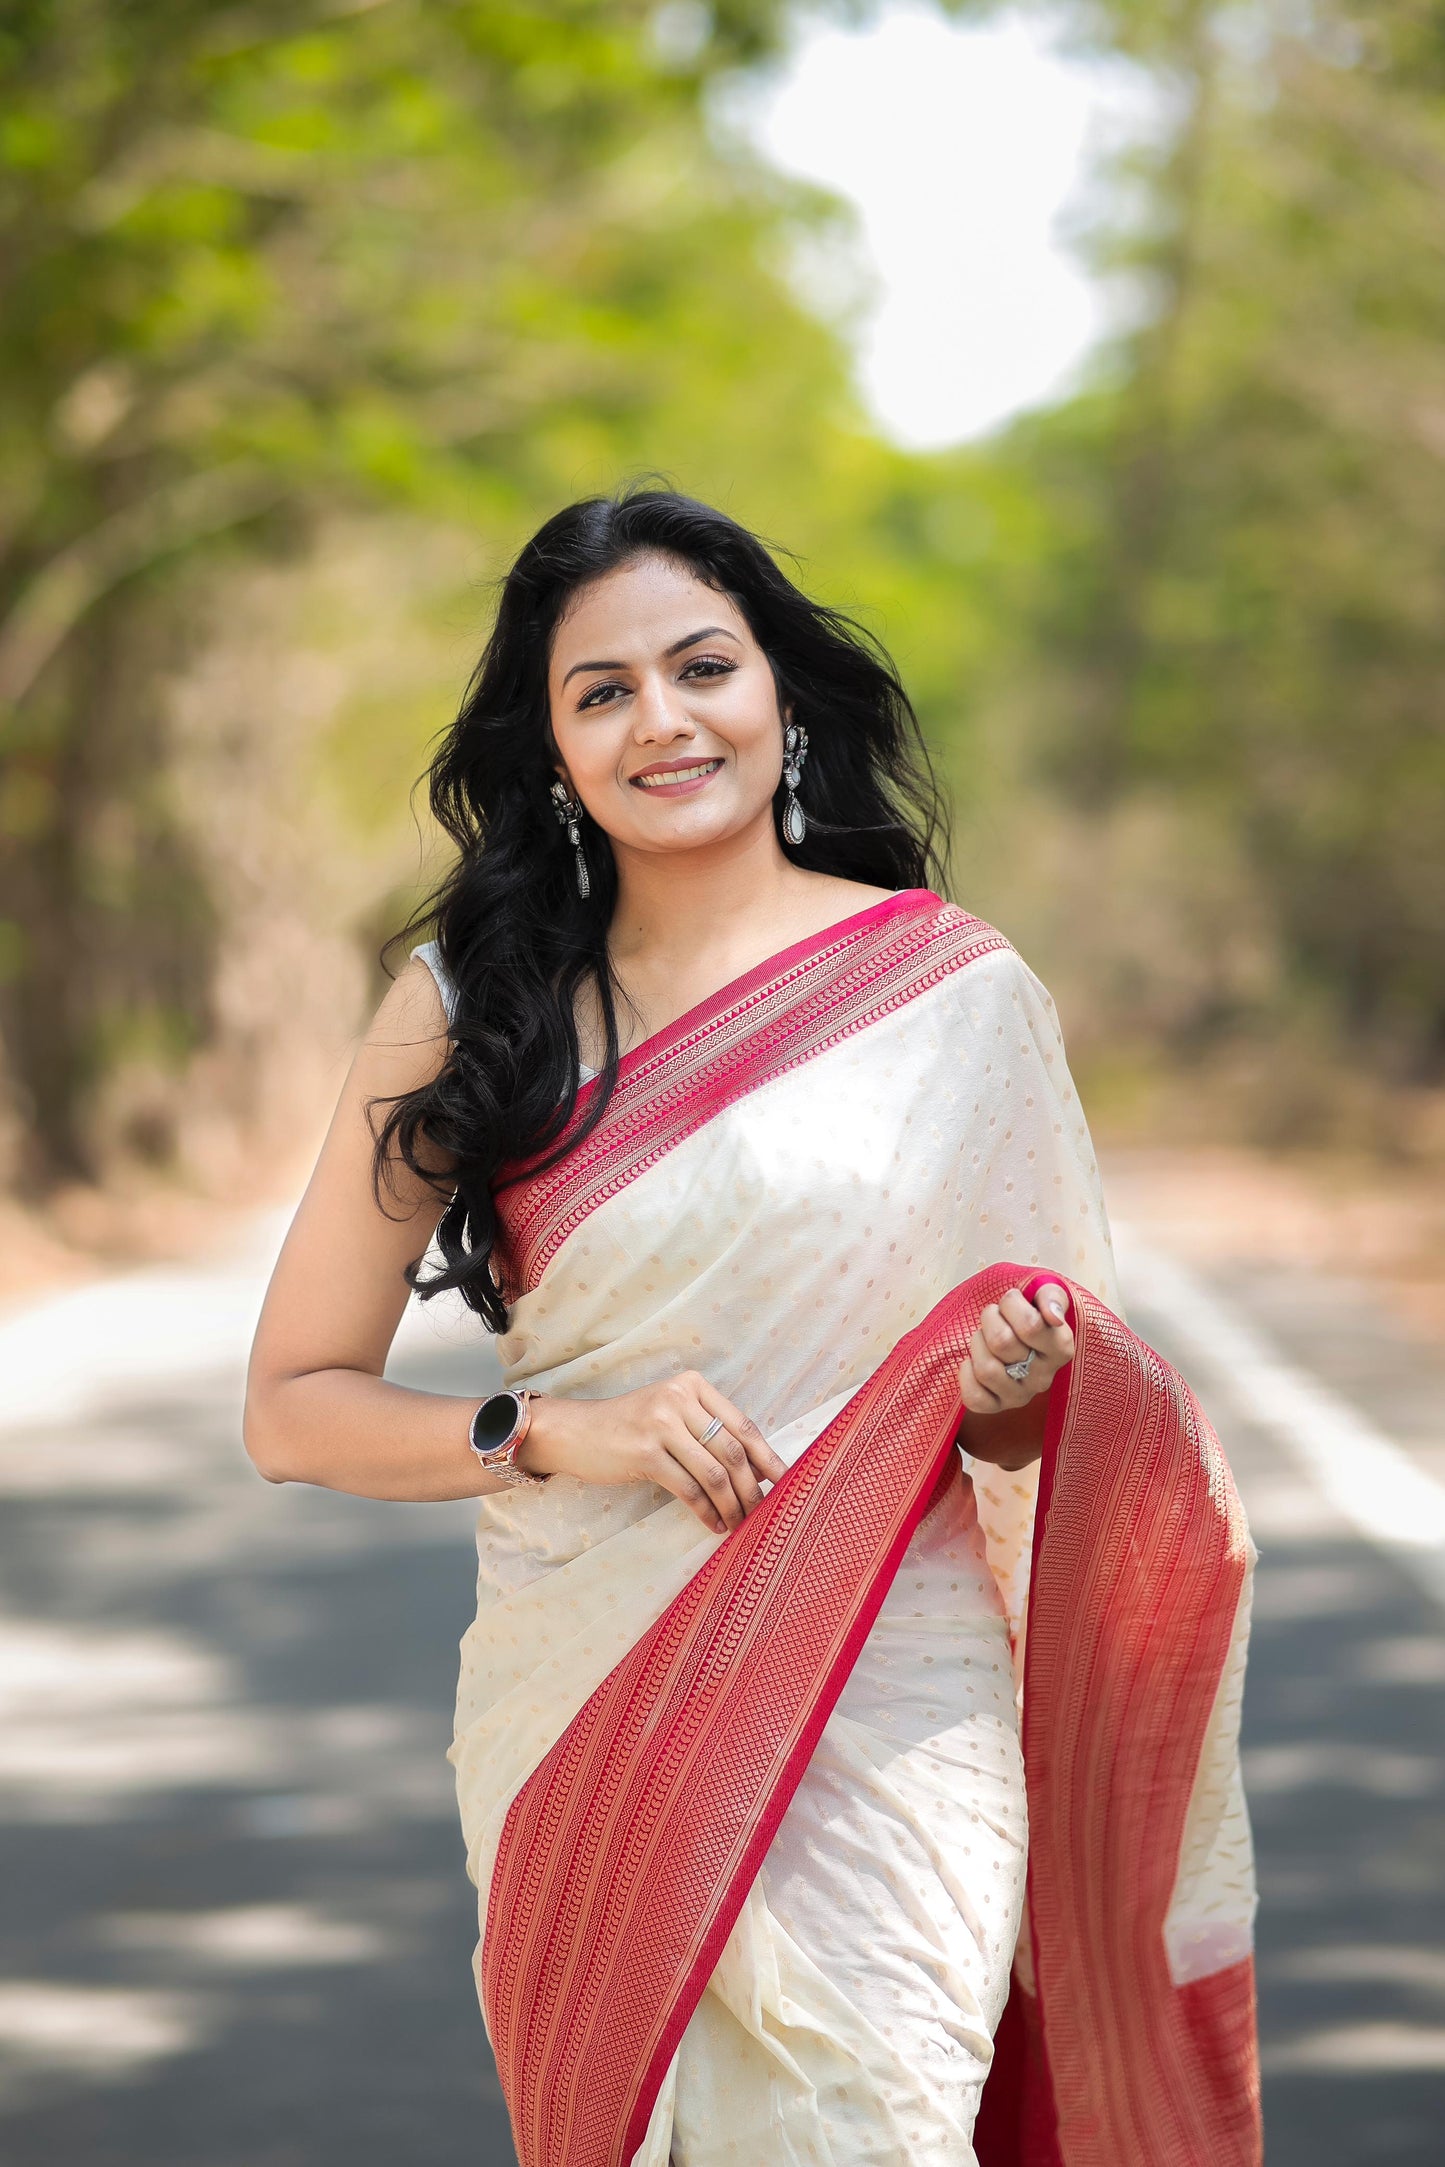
top-left (242, 956), bottom-right (785, 1527)
top-left (242, 955), bottom-right (507, 1501)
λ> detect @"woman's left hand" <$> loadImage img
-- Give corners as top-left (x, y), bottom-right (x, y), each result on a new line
top-left (958, 1282), bottom-right (1074, 1428)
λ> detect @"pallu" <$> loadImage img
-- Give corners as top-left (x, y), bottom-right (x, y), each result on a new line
top-left (444, 888), bottom-right (1262, 2167)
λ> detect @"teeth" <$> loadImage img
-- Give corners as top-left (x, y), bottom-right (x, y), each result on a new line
top-left (635, 761), bottom-right (720, 788)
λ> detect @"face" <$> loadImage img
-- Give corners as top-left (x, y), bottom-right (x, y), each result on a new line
top-left (546, 552), bottom-right (791, 862)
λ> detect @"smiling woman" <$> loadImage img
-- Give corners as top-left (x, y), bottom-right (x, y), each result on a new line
top-left (243, 484), bottom-right (1261, 2167)
top-left (543, 551), bottom-right (901, 1071)
top-left (336, 485), bottom-right (950, 1289)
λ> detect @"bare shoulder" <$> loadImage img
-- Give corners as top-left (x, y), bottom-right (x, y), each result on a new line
top-left (297, 958), bottom-right (457, 1238)
top-left (835, 877), bottom-right (901, 908)
top-left (367, 951), bottom-right (451, 1053)
top-left (351, 955), bottom-right (455, 1163)
top-left (245, 955), bottom-right (458, 1413)
top-left (803, 875), bottom-right (902, 926)
top-left (332, 957), bottom-right (449, 1124)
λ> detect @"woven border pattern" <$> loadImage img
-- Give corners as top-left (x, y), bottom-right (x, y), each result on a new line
top-left (1010, 1281), bottom-right (1262, 2164)
top-left (492, 892), bottom-right (1011, 1298)
top-left (481, 1263), bottom-right (1262, 2167)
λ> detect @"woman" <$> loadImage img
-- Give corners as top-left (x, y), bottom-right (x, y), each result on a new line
top-left (244, 486), bottom-right (1261, 2167)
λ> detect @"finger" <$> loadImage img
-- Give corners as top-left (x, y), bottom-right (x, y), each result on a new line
top-left (659, 1376), bottom-right (754, 1524)
top-left (650, 1453), bottom-right (726, 1534)
top-left (696, 1385), bottom-right (787, 1487)
top-left (670, 1428), bottom-right (753, 1531)
top-left (996, 1286), bottom-right (1074, 1367)
top-left (996, 1290), bottom-right (1072, 1375)
top-left (979, 1301), bottom-right (1033, 1366)
top-left (685, 1402), bottom-right (765, 1518)
top-left (698, 1419), bottom-right (766, 1517)
top-left (957, 1353), bottom-right (1003, 1414)
top-left (998, 1286), bottom-right (1051, 1350)
top-left (1034, 1282), bottom-right (1071, 1331)
top-left (970, 1340), bottom-right (1024, 1401)
top-left (1032, 1281), bottom-right (1075, 1363)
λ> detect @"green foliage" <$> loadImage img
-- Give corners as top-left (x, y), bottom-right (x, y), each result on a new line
top-left (0, 0), bottom-right (1439, 1186)
top-left (0, 0), bottom-right (886, 1176)
top-left (1005, 0), bottom-right (1445, 1080)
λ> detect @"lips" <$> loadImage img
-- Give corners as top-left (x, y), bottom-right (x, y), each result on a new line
top-left (629, 758), bottom-right (723, 790)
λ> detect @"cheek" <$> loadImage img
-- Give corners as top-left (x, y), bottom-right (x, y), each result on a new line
top-left (716, 679), bottom-right (783, 774)
top-left (551, 712), bottom-right (615, 792)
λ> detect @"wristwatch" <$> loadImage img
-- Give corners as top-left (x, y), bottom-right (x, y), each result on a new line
top-left (468, 1388), bottom-right (549, 1490)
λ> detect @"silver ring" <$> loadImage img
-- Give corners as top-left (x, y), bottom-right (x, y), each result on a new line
top-left (1003, 1349), bottom-right (1037, 1384)
top-left (696, 1414), bottom-right (726, 1446)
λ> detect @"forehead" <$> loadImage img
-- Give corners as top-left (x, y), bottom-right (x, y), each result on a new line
top-left (549, 553), bottom-right (749, 670)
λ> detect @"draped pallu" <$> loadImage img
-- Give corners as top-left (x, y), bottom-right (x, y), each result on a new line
top-left (482, 1268), bottom-right (1259, 2167)
top-left (445, 890), bottom-right (1261, 2167)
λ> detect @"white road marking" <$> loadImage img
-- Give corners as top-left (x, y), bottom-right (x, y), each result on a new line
top-left (0, 1980), bottom-right (217, 2082)
top-left (1261, 2020), bottom-right (1445, 2075)
top-left (1114, 1224), bottom-right (1445, 1613)
top-left (97, 1902), bottom-right (390, 1969)
top-left (0, 1210), bottom-right (291, 1428)
top-left (0, 1202), bottom-right (476, 1433)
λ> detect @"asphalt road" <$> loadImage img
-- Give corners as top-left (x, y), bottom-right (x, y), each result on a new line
top-left (0, 1208), bottom-right (1441, 2164)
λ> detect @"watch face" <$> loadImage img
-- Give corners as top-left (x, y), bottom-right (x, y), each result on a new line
top-left (472, 1392), bottom-right (521, 1455)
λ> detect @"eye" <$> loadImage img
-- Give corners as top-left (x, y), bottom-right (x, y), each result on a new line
top-left (576, 680), bottom-right (625, 710)
top-left (681, 654), bottom-right (735, 679)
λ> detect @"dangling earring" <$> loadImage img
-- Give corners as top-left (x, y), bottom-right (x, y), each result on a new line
top-left (781, 720), bottom-right (810, 846)
top-left (550, 777), bottom-right (591, 899)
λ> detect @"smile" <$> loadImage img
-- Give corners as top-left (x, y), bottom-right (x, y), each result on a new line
top-left (630, 759), bottom-right (723, 793)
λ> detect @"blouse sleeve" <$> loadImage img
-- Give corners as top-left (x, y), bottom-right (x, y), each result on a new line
top-left (410, 940), bottom-right (459, 1027)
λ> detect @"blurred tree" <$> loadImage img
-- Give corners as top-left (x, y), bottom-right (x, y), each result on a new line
top-left (0, 0), bottom-right (899, 1184)
top-left (1010, 0), bottom-right (1445, 1109)
top-left (4, 0), bottom-right (1440, 1197)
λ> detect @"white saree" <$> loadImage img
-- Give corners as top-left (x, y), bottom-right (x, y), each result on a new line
top-left (414, 888), bottom-right (1259, 2167)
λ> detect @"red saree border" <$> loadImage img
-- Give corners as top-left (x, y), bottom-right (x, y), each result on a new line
top-left (1005, 1285), bottom-right (1262, 2164)
top-left (491, 889), bottom-right (1012, 1299)
top-left (583, 886), bottom-right (939, 1097)
top-left (479, 1265), bottom-right (1262, 2167)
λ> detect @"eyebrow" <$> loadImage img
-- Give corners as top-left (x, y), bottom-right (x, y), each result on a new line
top-left (560, 625), bottom-right (740, 689)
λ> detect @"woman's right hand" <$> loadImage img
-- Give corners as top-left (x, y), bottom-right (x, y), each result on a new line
top-left (517, 1374), bottom-right (788, 1536)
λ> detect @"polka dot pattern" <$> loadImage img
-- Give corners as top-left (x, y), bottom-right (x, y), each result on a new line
top-left (447, 938), bottom-right (1129, 2163)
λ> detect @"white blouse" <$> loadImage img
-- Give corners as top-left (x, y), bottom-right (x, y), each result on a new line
top-left (410, 939), bottom-right (601, 1078)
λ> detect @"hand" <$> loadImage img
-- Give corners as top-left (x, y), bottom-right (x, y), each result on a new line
top-left (518, 1372), bottom-right (788, 1537)
top-left (957, 1283), bottom-right (1074, 1461)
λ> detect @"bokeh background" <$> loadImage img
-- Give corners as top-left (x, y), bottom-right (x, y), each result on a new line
top-left (1, 3), bottom-right (1443, 2163)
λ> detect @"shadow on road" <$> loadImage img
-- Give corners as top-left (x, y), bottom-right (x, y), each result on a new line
top-left (0, 1315), bottom-right (521, 2166)
top-left (1, 1269), bottom-right (1442, 2162)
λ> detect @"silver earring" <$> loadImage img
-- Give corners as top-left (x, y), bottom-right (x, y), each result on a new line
top-left (781, 721), bottom-right (810, 846)
top-left (550, 778), bottom-right (591, 899)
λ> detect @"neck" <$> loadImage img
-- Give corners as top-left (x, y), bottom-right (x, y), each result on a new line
top-left (607, 817), bottom-right (810, 967)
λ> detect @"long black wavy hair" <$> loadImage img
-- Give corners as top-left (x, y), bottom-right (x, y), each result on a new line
top-left (372, 482), bottom-right (954, 1331)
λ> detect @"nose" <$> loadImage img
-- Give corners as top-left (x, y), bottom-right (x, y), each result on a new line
top-left (630, 670), bottom-right (697, 746)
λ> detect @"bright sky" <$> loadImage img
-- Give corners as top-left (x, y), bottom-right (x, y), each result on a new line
top-left (734, 3), bottom-right (1148, 448)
